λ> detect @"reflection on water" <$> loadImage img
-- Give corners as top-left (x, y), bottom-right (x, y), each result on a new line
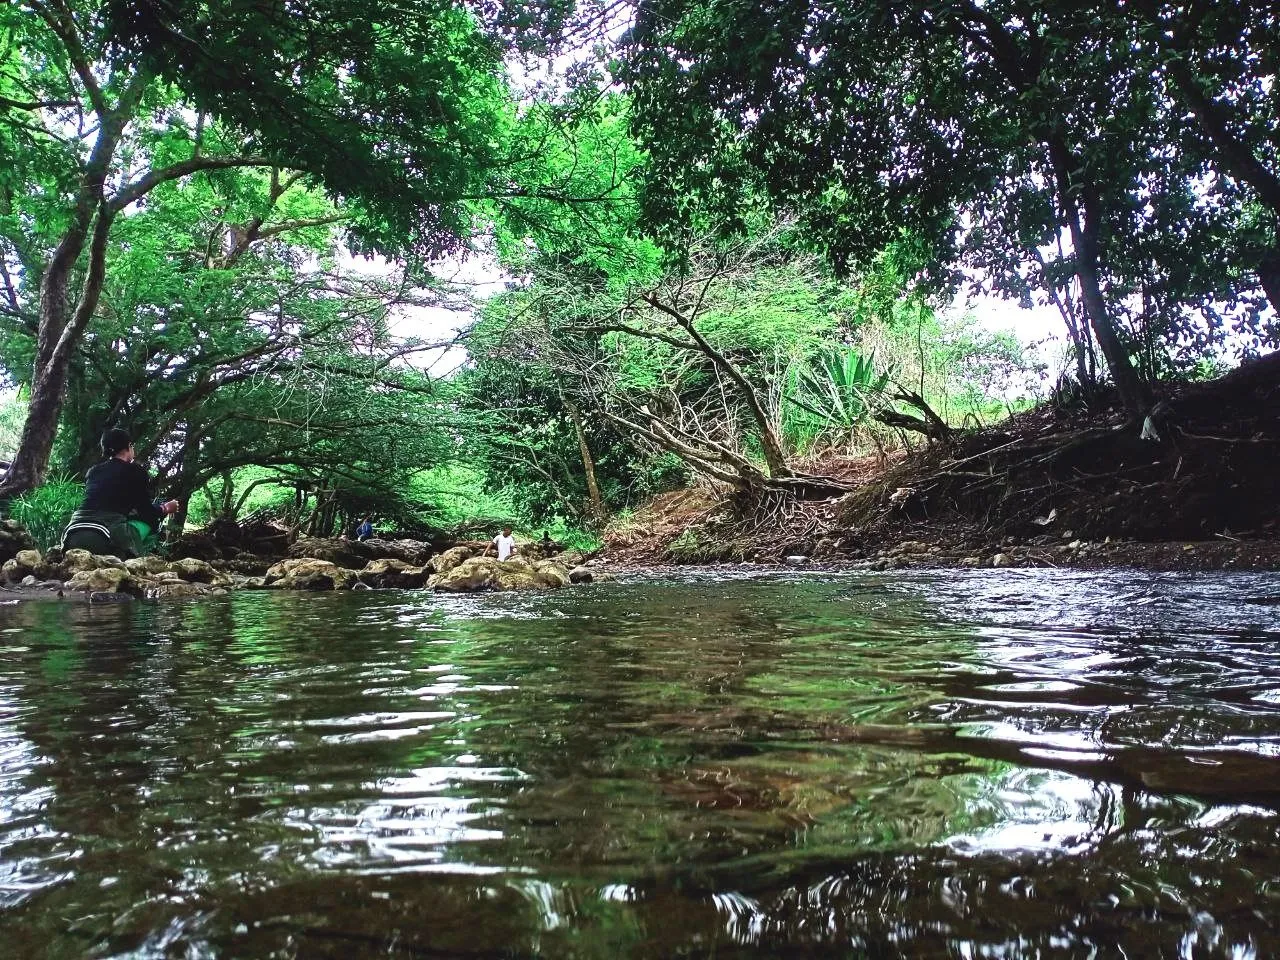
top-left (1, 569), bottom-right (1279, 957)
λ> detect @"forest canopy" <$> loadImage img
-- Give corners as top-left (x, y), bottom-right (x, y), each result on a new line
top-left (1, 0), bottom-right (1276, 545)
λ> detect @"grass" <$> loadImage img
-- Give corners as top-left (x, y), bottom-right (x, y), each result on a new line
top-left (10, 475), bottom-right (81, 551)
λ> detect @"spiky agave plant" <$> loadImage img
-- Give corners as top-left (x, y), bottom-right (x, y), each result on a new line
top-left (782, 346), bottom-right (890, 453)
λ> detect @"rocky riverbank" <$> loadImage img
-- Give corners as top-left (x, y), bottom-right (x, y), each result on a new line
top-left (0, 533), bottom-right (607, 604)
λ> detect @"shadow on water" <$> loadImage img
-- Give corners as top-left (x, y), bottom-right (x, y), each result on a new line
top-left (0, 568), bottom-right (1279, 957)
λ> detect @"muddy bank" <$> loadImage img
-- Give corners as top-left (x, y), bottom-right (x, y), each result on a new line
top-left (602, 354), bottom-right (1280, 572)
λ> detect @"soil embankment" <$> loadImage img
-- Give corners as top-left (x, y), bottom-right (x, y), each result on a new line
top-left (603, 353), bottom-right (1280, 572)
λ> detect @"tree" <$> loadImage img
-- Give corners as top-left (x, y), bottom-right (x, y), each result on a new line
top-left (616, 0), bottom-right (1278, 416)
top-left (0, 0), bottom-right (514, 498)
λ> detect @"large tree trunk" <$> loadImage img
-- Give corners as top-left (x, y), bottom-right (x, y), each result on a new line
top-left (1048, 140), bottom-right (1149, 417)
top-left (1259, 244), bottom-right (1280, 316)
top-left (567, 402), bottom-right (604, 523)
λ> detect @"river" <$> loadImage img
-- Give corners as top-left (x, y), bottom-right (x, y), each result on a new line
top-left (2, 569), bottom-right (1279, 957)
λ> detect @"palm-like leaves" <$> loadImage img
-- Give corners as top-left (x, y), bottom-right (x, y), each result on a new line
top-left (782, 346), bottom-right (890, 451)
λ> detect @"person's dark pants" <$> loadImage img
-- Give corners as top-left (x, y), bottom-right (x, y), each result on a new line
top-left (61, 509), bottom-right (145, 558)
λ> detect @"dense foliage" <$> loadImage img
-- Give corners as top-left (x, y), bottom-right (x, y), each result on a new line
top-left (1, 1), bottom-right (1272, 539)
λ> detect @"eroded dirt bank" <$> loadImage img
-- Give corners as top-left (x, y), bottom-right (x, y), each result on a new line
top-left (602, 353), bottom-right (1280, 573)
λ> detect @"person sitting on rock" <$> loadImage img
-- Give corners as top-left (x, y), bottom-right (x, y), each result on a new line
top-left (485, 524), bottom-right (517, 562)
top-left (356, 517), bottom-right (374, 541)
top-left (61, 428), bottom-right (179, 558)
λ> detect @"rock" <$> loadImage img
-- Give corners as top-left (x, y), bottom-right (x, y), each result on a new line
top-left (20, 574), bottom-right (38, 587)
top-left (65, 567), bottom-right (140, 595)
top-left (532, 560), bottom-right (571, 588)
top-left (286, 537), bottom-right (371, 570)
top-left (361, 538), bottom-right (434, 566)
top-left (783, 555), bottom-right (808, 565)
top-left (991, 553), bottom-right (1014, 568)
top-left (568, 566), bottom-right (593, 584)
top-left (2, 547), bottom-right (44, 583)
top-left (171, 557), bottom-right (218, 583)
top-left (89, 591), bottom-right (133, 604)
top-left (430, 544), bottom-right (482, 575)
top-left (125, 555), bottom-right (171, 577)
top-left (892, 540), bottom-right (930, 555)
top-left (359, 558), bottom-right (430, 588)
top-left (264, 557), bottom-right (361, 590)
top-left (146, 581), bottom-right (219, 600)
top-left (0, 520), bottom-right (37, 565)
top-left (61, 549), bottom-right (125, 575)
top-left (431, 556), bottom-right (567, 592)
top-left (239, 576), bottom-right (268, 590)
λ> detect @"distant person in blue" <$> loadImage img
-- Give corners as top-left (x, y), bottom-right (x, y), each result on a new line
top-left (356, 517), bottom-right (374, 541)
top-left (61, 428), bottom-right (180, 558)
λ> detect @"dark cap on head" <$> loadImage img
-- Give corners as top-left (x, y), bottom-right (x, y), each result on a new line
top-left (101, 427), bottom-right (132, 458)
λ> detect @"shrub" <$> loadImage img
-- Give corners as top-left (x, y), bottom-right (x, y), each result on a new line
top-left (10, 475), bottom-right (81, 551)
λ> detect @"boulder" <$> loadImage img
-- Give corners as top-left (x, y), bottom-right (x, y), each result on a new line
top-left (1, 548), bottom-right (44, 583)
top-left (431, 556), bottom-right (568, 592)
top-left (359, 558), bottom-right (430, 588)
top-left (62, 549), bottom-right (125, 575)
top-left (286, 537), bottom-right (371, 569)
top-left (125, 555), bottom-right (171, 577)
top-left (568, 566), bottom-right (593, 584)
top-left (430, 544), bottom-right (482, 575)
top-left (65, 567), bottom-right (140, 596)
top-left (0, 519), bottom-right (36, 565)
top-left (264, 557), bottom-right (361, 590)
top-left (146, 581), bottom-right (222, 600)
top-left (532, 559), bottom-right (571, 588)
top-left (362, 538), bottom-right (434, 566)
top-left (171, 557), bottom-right (218, 583)
top-left (167, 531), bottom-right (223, 562)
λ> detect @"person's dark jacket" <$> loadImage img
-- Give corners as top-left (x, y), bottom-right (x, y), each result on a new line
top-left (80, 458), bottom-right (164, 529)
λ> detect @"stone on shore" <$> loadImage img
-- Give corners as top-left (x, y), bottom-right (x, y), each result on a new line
top-left (431, 556), bottom-right (570, 592)
top-left (360, 558), bottom-right (431, 588)
top-left (65, 567), bottom-right (140, 596)
top-left (146, 581), bottom-right (223, 600)
top-left (264, 557), bottom-right (362, 590)
top-left (429, 544), bottom-right (481, 575)
top-left (286, 537), bottom-right (371, 570)
top-left (0, 520), bottom-right (36, 566)
top-left (2, 549), bottom-right (45, 583)
top-left (171, 557), bottom-right (219, 583)
top-left (125, 555), bottom-right (170, 577)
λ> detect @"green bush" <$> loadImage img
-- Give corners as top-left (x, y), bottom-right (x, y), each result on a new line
top-left (10, 475), bottom-right (81, 551)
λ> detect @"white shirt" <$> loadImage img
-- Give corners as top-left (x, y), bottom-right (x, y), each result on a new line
top-left (493, 533), bottom-right (516, 561)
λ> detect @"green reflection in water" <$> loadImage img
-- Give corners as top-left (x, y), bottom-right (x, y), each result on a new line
top-left (0, 571), bottom-right (1278, 957)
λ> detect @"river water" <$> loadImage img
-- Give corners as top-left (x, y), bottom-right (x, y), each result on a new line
top-left (2, 569), bottom-right (1279, 958)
